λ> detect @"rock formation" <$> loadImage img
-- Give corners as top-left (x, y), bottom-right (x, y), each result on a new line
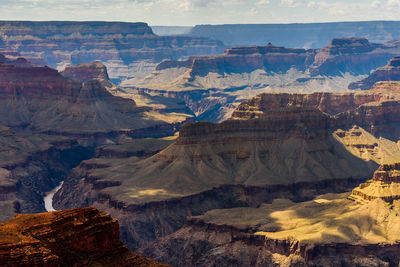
top-left (0, 21), bottom-right (225, 82)
top-left (141, 191), bottom-right (400, 266)
top-left (0, 207), bottom-right (166, 266)
top-left (0, 54), bottom-right (185, 134)
top-left (61, 61), bottom-right (115, 89)
top-left (141, 164), bottom-right (400, 266)
top-left (349, 56), bottom-right (400, 90)
top-left (349, 163), bottom-right (400, 203)
top-left (309, 38), bottom-right (400, 76)
top-left (53, 90), bottom-right (400, 251)
top-left (121, 38), bottom-right (400, 122)
top-left (0, 55), bottom-right (192, 224)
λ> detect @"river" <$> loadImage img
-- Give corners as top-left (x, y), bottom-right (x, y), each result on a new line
top-left (44, 181), bottom-right (64, 212)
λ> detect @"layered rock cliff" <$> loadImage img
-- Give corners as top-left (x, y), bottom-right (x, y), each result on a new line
top-left (121, 38), bottom-right (400, 122)
top-left (349, 163), bottom-right (400, 203)
top-left (0, 207), bottom-right (166, 266)
top-left (141, 164), bottom-right (400, 266)
top-left (53, 90), bottom-right (400, 250)
top-left (309, 38), bottom-right (400, 76)
top-left (0, 21), bottom-right (225, 82)
top-left (61, 61), bottom-right (115, 89)
top-left (349, 56), bottom-right (400, 90)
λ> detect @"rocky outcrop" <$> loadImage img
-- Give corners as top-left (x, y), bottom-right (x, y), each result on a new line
top-left (310, 38), bottom-right (400, 76)
top-left (0, 207), bottom-right (166, 266)
top-left (349, 163), bottom-right (400, 203)
top-left (156, 43), bottom-right (316, 76)
top-left (61, 61), bottom-right (115, 89)
top-left (141, 209), bottom-right (400, 267)
top-left (0, 21), bottom-right (225, 82)
top-left (231, 92), bottom-right (388, 119)
top-left (0, 55), bottom-right (177, 134)
top-left (349, 56), bottom-right (400, 90)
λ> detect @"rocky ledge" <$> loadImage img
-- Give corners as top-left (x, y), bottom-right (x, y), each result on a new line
top-left (349, 56), bottom-right (400, 90)
top-left (349, 163), bottom-right (400, 203)
top-left (0, 207), bottom-right (167, 266)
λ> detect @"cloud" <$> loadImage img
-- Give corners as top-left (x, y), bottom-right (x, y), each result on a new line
top-left (371, 0), bottom-right (381, 8)
top-left (281, 0), bottom-right (303, 8)
top-left (256, 0), bottom-right (270, 6)
top-left (388, 0), bottom-right (400, 7)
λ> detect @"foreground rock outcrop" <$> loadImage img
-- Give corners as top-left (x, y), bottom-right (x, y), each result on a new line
top-left (0, 207), bottom-right (166, 266)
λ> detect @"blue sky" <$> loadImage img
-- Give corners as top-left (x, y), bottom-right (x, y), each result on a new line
top-left (1, 0), bottom-right (400, 26)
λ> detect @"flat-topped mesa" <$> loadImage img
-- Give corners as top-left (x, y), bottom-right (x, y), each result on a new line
top-left (156, 43), bottom-right (315, 76)
top-left (61, 61), bottom-right (115, 89)
top-left (349, 163), bottom-right (400, 203)
top-left (224, 43), bottom-right (309, 55)
top-left (0, 207), bottom-right (166, 266)
top-left (349, 57), bottom-right (400, 90)
top-left (310, 37), bottom-right (398, 76)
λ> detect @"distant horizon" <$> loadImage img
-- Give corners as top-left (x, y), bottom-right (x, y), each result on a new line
top-left (1, 19), bottom-right (400, 27)
top-left (2, 0), bottom-right (400, 26)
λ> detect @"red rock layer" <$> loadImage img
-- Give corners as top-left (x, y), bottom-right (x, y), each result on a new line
top-left (0, 207), bottom-right (167, 266)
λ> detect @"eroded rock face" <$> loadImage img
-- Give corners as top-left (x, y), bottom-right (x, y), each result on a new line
top-left (52, 90), bottom-right (400, 250)
top-left (156, 43), bottom-right (316, 77)
top-left (0, 207), bottom-right (166, 266)
top-left (0, 55), bottom-right (174, 134)
top-left (121, 38), bottom-right (400, 122)
top-left (0, 21), bottom-right (225, 82)
top-left (349, 163), bottom-right (400, 203)
top-left (61, 61), bottom-right (115, 89)
top-left (349, 56), bottom-right (400, 90)
top-left (310, 38), bottom-right (400, 76)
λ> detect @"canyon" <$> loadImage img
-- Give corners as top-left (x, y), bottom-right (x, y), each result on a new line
top-left (52, 88), bottom-right (400, 258)
top-left (2, 20), bottom-right (400, 266)
top-left (141, 164), bottom-right (400, 266)
top-left (121, 37), bottom-right (400, 122)
top-left (0, 21), bottom-right (225, 82)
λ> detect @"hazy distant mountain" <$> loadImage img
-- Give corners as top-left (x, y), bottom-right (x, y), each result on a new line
top-left (189, 21), bottom-right (400, 48)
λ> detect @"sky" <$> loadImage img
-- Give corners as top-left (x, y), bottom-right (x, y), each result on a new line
top-left (1, 0), bottom-right (400, 26)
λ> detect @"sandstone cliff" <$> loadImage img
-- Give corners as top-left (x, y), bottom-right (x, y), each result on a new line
top-left (0, 207), bottom-right (167, 266)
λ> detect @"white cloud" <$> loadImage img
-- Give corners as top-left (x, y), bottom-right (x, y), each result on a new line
top-left (388, 0), bottom-right (400, 7)
top-left (371, 0), bottom-right (381, 8)
top-left (281, 0), bottom-right (302, 8)
top-left (256, 0), bottom-right (270, 6)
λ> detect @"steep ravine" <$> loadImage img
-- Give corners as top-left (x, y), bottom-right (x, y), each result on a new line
top-left (13, 143), bottom-right (95, 216)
